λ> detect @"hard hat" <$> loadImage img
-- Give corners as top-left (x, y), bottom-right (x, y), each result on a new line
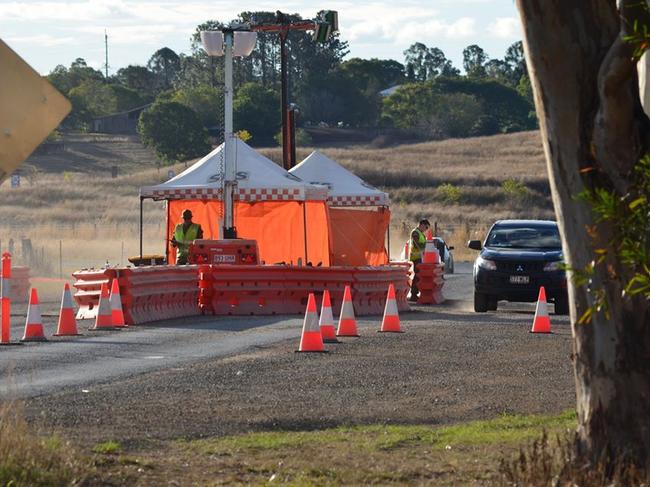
top-left (182, 209), bottom-right (193, 219)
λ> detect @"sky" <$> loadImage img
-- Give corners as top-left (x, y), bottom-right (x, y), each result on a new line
top-left (0, 0), bottom-right (522, 76)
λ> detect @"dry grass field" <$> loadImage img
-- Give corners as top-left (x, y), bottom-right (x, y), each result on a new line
top-left (0, 130), bottom-right (553, 283)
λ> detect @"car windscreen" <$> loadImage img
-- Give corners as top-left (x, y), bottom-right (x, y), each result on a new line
top-left (485, 226), bottom-right (562, 249)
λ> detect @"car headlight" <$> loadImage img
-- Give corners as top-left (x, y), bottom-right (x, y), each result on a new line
top-left (543, 261), bottom-right (563, 271)
top-left (477, 256), bottom-right (497, 270)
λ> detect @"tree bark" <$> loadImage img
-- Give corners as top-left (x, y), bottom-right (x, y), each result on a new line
top-left (516, 0), bottom-right (650, 464)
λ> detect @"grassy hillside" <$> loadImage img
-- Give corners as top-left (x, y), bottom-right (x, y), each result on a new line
top-left (0, 131), bottom-right (553, 275)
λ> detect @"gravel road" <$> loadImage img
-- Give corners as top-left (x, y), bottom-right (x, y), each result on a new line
top-left (2, 263), bottom-right (577, 447)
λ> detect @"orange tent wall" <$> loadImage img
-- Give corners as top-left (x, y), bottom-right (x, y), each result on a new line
top-left (168, 200), bottom-right (331, 266)
top-left (329, 207), bottom-right (390, 266)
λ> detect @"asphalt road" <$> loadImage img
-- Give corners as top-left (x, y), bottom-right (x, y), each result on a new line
top-left (0, 262), bottom-right (544, 400)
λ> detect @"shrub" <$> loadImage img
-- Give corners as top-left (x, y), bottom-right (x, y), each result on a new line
top-left (437, 183), bottom-right (462, 204)
top-left (502, 178), bottom-right (531, 200)
top-left (236, 130), bottom-right (252, 143)
top-left (138, 100), bottom-right (211, 163)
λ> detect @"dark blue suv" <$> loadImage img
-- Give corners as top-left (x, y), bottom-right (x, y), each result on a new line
top-left (467, 220), bottom-right (569, 314)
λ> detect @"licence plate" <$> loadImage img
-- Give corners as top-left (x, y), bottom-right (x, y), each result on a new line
top-left (509, 275), bottom-right (530, 284)
top-left (213, 254), bottom-right (236, 263)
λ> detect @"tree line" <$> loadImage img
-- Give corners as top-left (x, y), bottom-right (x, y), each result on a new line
top-left (46, 11), bottom-right (535, 162)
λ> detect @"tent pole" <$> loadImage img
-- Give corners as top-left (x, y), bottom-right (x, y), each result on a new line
top-left (303, 202), bottom-right (308, 265)
top-left (165, 201), bottom-right (170, 264)
top-left (387, 209), bottom-right (391, 262)
top-left (139, 197), bottom-right (144, 259)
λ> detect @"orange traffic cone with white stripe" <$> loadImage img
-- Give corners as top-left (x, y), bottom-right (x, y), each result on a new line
top-left (54, 283), bottom-right (81, 336)
top-left (90, 282), bottom-right (115, 331)
top-left (21, 288), bottom-right (47, 342)
top-left (531, 286), bottom-right (552, 334)
top-left (297, 293), bottom-right (326, 353)
top-left (109, 278), bottom-right (126, 327)
top-left (337, 285), bottom-right (359, 337)
top-left (319, 290), bottom-right (339, 343)
top-left (379, 284), bottom-right (403, 333)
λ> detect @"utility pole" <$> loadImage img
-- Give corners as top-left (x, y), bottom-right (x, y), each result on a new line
top-left (251, 11), bottom-right (338, 170)
top-left (104, 30), bottom-right (109, 79)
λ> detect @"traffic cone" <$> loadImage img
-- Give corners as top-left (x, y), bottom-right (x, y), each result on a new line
top-left (21, 288), bottom-right (47, 342)
top-left (90, 282), bottom-right (115, 331)
top-left (379, 284), bottom-right (403, 333)
top-left (337, 285), bottom-right (359, 337)
top-left (109, 278), bottom-right (126, 327)
top-left (531, 286), bottom-right (552, 334)
top-left (319, 290), bottom-right (339, 343)
top-left (54, 283), bottom-right (81, 336)
top-left (297, 293), bottom-right (326, 353)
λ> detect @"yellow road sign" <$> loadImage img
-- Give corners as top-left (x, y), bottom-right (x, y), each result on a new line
top-left (0, 38), bottom-right (71, 183)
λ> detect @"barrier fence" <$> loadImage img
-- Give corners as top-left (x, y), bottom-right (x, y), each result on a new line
top-left (71, 262), bottom-right (444, 325)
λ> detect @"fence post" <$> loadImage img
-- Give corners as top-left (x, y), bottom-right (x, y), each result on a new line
top-left (59, 240), bottom-right (63, 279)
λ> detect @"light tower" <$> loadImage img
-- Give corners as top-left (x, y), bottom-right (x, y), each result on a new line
top-left (200, 28), bottom-right (257, 239)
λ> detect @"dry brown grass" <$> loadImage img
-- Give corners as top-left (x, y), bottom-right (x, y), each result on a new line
top-left (0, 401), bottom-right (85, 486)
top-left (1, 131), bottom-right (553, 273)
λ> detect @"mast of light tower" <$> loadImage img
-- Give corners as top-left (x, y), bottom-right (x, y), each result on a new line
top-left (200, 28), bottom-right (256, 239)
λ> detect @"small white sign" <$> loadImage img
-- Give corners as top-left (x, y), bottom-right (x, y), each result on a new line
top-left (167, 169), bottom-right (175, 179)
top-left (10, 174), bottom-right (19, 188)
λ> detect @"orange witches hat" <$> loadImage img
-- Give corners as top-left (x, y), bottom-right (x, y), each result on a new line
top-left (21, 288), bottom-right (47, 342)
top-left (90, 282), bottom-right (115, 331)
top-left (109, 278), bottom-right (126, 327)
top-left (336, 285), bottom-right (359, 337)
top-left (298, 293), bottom-right (326, 352)
top-left (319, 290), bottom-right (339, 343)
top-left (54, 283), bottom-right (81, 336)
top-left (380, 284), bottom-right (403, 333)
top-left (531, 286), bottom-right (552, 334)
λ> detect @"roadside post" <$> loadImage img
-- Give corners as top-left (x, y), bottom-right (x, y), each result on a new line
top-left (1, 252), bottom-right (12, 344)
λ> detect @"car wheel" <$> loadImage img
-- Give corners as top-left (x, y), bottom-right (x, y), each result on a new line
top-left (474, 291), bottom-right (488, 312)
top-left (447, 254), bottom-right (454, 274)
top-left (487, 296), bottom-right (498, 311)
top-left (555, 296), bottom-right (569, 315)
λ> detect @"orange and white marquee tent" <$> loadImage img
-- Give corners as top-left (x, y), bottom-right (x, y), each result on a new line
top-left (140, 140), bottom-right (332, 266)
top-left (290, 151), bottom-right (390, 266)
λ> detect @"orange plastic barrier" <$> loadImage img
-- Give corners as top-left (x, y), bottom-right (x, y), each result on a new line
top-left (10, 266), bottom-right (30, 303)
top-left (209, 265), bottom-right (287, 315)
top-left (118, 266), bottom-right (199, 324)
top-left (353, 266), bottom-right (411, 315)
top-left (415, 262), bottom-right (445, 304)
top-left (282, 266), bottom-right (354, 315)
top-left (72, 269), bottom-right (117, 319)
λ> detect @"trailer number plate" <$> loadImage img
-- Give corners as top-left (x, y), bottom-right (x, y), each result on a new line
top-left (213, 254), bottom-right (236, 263)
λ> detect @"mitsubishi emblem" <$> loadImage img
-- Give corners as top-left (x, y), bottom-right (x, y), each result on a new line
top-left (516, 265), bottom-right (524, 272)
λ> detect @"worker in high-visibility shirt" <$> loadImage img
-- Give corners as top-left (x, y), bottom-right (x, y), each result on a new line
top-left (409, 218), bottom-right (430, 301)
top-left (171, 209), bottom-right (204, 264)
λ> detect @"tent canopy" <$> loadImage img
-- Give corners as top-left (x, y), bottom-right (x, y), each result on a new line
top-left (139, 139), bottom-right (331, 266)
top-left (141, 139), bottom-right (328, 202)
top-left (289, 150), bottom-right (389, 207)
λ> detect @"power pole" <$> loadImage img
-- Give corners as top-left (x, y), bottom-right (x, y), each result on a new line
top-left (104, 30), bottom-right (109, 79)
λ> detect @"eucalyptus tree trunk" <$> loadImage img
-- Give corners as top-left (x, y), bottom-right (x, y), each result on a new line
top-left (516, 0), bottom-right (650, 463)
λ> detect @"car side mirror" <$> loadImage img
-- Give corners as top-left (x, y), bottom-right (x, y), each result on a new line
top-left (448, 246), bottom-right (454, 251)
top-left (467, 240), bottom-right (482, 251)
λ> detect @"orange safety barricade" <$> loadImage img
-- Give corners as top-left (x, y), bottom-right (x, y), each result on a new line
top-left (9, 266), bottom-right (30, 303)
top-left (72, 269), bottom-right (117, 319)
top-left (119, 266), bottom-right (199, 325)
top-left (210, 265), bottom-right (287, 315)
top-left (415, 262), bottom-right (445, 305)
top-left (283, 266), bottom-right (354, 315)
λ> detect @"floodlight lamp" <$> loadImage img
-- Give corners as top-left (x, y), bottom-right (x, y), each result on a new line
top-left (200, 31), bottom-right (224, 56)
top-left (233, 31), bottom-right (257, 57)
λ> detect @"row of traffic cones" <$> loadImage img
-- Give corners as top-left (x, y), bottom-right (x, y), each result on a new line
top-left (20, 279), bottom-right (126, 342)
top-left (298, 284), bottom-right (402, 352)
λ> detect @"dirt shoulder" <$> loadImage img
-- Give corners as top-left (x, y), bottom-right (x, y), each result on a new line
top-left (23, 305), bottom-right (575, 449)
